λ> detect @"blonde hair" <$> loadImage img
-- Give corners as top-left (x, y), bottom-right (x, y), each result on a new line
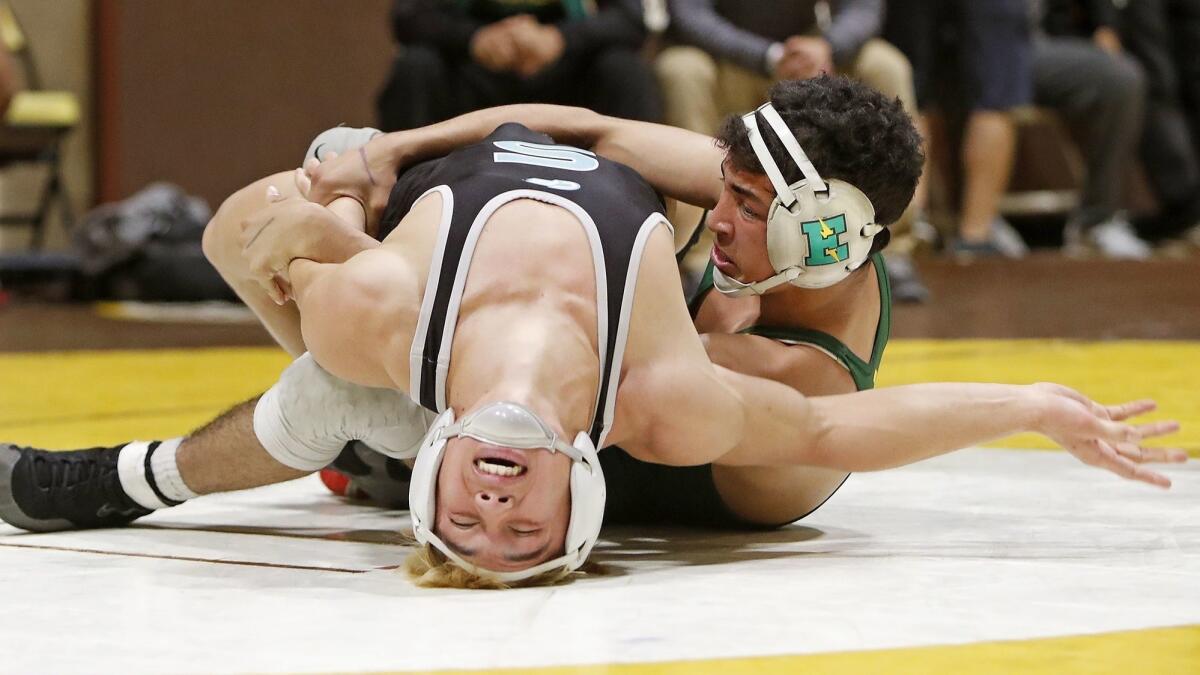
top-left (402, 543), bottom-right (580, 590)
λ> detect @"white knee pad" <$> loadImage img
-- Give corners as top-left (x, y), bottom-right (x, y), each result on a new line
top-left (303, 126), bottom-right (382, 165)
top-left (253, 353), bottom-right (435, 472)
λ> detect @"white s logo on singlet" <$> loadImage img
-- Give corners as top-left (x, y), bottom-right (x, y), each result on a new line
top-left (493, 141), bottom-right (599, 172)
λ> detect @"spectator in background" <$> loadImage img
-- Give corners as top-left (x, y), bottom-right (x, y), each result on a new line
top-left (886, 0), bottom-right (1033, 259)
top-left (377, 0), bottom-right (661, 131)
top-left (1112, 0), bottom-right (1200, 245)
top-left (889, 0), bottom-right (1149, 259)
top-left (657, 0), bottom-right (932, 302)
top-left (1035, 0), bottom-right (1151, 258)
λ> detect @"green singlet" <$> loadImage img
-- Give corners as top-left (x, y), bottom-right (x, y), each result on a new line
top-left (599, 229), bottom-right (893, 530)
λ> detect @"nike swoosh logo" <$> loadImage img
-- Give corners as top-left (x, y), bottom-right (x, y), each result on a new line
top-left (96, 503), bottom-right (137, 519)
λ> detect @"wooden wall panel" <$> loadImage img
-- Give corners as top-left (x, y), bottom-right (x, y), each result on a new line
top-left (98, 0), bottom-right (394, 207)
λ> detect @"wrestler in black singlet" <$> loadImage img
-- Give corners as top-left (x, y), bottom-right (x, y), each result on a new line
top-left (334, 124), bottom-right (887, 530)
top-left (382, 123), bottom-right (669, 450)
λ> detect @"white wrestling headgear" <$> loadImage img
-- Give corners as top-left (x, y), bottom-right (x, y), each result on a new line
top-left (712, 102), bottom-right (883, 296)
top-left (409, 401), bottom-right (606, 583)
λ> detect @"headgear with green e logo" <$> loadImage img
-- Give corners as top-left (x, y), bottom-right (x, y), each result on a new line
top-left (712, 102), bottom-right (884, 295)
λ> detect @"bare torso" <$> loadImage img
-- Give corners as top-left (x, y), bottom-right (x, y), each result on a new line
top-left (304, 189), bottom-right (693, 449)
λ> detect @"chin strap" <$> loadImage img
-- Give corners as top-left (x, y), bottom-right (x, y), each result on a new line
top-left (711, 266), bottom-right (803, 296)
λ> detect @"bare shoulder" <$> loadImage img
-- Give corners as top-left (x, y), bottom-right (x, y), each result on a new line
top-left (618, 224), bottom-right (713, 382)
top-left (612, 224), bottom-right (744, 463)
top-left (612, 354), bottom-right (744, 467)
top-left (635, 223), bottom-right (685, 290)
top-left (701, 333), bottom-right (857, 396)
top-left (295, 248), bottom-right (420, 389)
top-left (380, 186), bottom-right (443, 246)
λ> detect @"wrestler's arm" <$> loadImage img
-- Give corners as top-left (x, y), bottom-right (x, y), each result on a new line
top-left (643, 363), bottom-right (1183, 488)
top-left (285, 250), bottom-right (405, 389)
top-left (236, 185), bottom-right (377, 305)
top-left (406, 105), bottom-right (726, 207)
top-left (307, 105), bottom-right (726, 219)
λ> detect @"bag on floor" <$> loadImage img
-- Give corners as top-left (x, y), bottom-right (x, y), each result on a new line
top-left (73, 182), bottom-right (235, 301)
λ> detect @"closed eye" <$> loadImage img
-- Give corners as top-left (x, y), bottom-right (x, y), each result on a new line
top-left (510, 526), bottom-right (541, 537)
top-left (449, 518), bottom-right (477, 529)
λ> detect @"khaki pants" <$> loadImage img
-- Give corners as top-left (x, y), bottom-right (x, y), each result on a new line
top-left (655, 40), bottom-right (920, 246)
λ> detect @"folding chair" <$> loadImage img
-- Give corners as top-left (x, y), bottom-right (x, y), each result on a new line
top-left (0, 1), bottom-right (79, 250)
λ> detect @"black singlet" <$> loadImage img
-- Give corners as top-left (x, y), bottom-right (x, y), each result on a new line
top-left (378, 123), bottom-right (671, 447)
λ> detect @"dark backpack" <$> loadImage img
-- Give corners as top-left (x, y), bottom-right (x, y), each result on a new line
top-left (73, 183), bottom-right (234, 301)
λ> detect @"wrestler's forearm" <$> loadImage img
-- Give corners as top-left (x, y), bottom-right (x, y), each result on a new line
top-left (287, 253), bottom-right (412, 388)
top-left (288, 258), bottom-right (339, 310)
top-left (720, 377), bottom-right (1041, 470)
top-left (799, 383), bottom-right (1042, 471)
top-left (306, 214), bottom-right (379, 263)
top-left (380, 105), bottom-right (726, 208)
top-left (380, 105), bottom-right (608, 164)
top-left (379, 104), bottom-right (604, 168)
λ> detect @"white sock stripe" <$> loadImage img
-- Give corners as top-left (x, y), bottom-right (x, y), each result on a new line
top-left (116, 441), bottom-right (170, 510)
top-left (149, 437), bottom-right (198, 502)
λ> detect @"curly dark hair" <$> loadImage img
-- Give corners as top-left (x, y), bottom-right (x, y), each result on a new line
top-left (716, 75), bottom-right (924, 233)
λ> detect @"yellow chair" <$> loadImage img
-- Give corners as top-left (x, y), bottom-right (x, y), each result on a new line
top-left (0, 1), bottom-right (79, 249)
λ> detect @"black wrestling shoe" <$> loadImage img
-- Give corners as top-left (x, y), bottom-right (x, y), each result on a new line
top-left (0, 443), bottom-right (151, 532)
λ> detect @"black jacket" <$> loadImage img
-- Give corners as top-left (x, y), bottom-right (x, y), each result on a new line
top-left (1040, 0), bottom-right (1121, 36)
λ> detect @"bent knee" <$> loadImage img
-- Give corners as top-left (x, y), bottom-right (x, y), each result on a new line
top-left (200, 199), bottom-right (237, 269)
top-left (851, 40), bottom-right (915, 103)
top-left (655, 46), bottom-right (718, 89)
top-left (203, 172), bottom-right (298, 272)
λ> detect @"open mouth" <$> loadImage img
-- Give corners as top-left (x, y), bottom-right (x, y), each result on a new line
top-left (711, 245), bottom-right (738, 275)
top-left (474, 456), bottom-right (527, 478)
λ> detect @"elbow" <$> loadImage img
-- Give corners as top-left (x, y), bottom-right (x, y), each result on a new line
top-left (799, 404), bottom-right (860, 471)
top-left (805, 426), bottom-right (886, 474)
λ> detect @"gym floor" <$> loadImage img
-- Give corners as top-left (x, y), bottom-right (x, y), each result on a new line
top-left (0, 257), bottom-right (1197, 674)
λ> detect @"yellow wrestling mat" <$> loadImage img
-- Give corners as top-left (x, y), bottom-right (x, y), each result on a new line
top-left (388, 624), bottom-right (1200, 675)
top-left (0, 339), bottom-right (1195, 452)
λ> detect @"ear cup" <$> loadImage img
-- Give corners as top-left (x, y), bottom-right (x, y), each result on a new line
top-left (408, 409), bottom-right (457, 542)
top-left (765, 178), bottom-right (880, 289)
top-left (563, 432), bottom-right (606, 560)
top-left (765, 198), bottom-right (808, 272)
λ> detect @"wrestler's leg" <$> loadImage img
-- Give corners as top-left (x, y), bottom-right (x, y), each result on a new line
top-left (202, 171), bottom-right (307, 356)
top-left (712, 464), bottom-right (850, 526)
top-left (202, 126), bottom-right (380, 355)
top-left (187, 127), bottom-right (387, 487)
top-left (174, 397), bottom-right (307, 494)
top-left (179, 134), bottom-right (377, 490)
top-left (0, 355), bottom-right (431, 531)
top-left (0, 173), bottom-right (311, 532)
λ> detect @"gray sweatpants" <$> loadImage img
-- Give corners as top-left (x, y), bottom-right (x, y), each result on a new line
top-left (1033, 37), bottom-right (1146, 230)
